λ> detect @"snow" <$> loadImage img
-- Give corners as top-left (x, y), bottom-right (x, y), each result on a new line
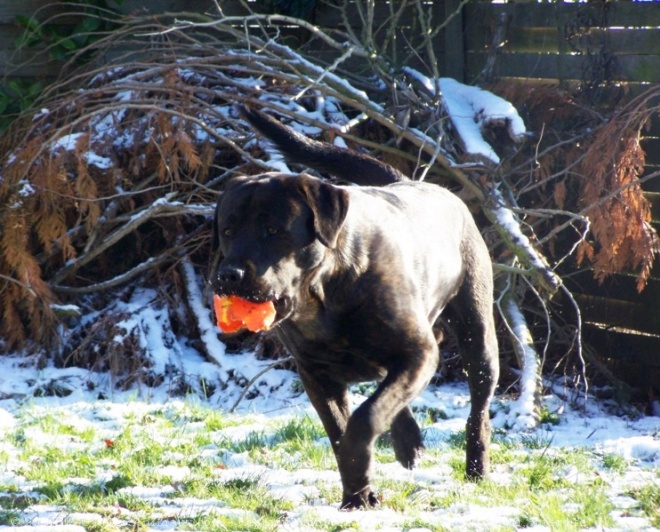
top-left (439, 77), bottom-right (526, 164)
top-left (50, 132), bottom-right (84, 153)
top-left (402, 68), bottom-right (526, 165)
top-left (490, 186), bottom-right (554, 275)
top-left (83, 151), bottom-right (113, 169)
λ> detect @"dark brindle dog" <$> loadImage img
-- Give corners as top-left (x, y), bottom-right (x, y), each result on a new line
top-left (210, 108), bottom-right (499, 509)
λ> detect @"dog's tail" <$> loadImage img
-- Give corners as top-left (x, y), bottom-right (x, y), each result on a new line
top-left (239, 106), bottom-right (407, 186)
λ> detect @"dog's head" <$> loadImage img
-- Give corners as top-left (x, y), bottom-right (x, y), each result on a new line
top-left (210, 173), bottom-right (349, 324)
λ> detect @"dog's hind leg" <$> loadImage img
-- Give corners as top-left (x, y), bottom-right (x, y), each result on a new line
top-left (447, 239), bottom-right (500, 480)
top-left (390, 406), bottom-right (424, 469)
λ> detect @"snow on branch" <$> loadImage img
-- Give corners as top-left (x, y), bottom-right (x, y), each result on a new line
top-left (402, 68), bottom-right (527, 165)
top-left (488, 188), bottom-right (562, 294)
top-left (499, 291), bottom-right (542, 431)
top-left (438, 78), bottom-right (527, 165)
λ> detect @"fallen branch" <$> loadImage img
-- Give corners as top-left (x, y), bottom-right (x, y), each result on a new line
top-left (487, 189), bottom-right (561, 294)
top-left (50, 196), bottom-right (211, 286)
top-left (497, 282), bottom-right (542, 429)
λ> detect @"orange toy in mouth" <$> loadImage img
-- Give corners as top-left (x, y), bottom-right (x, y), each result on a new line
top-left (213, 294), bottom-right (277, 333)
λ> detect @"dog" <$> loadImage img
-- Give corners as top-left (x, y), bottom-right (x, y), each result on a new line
top-left (210, 107), bottom-right (499, 509)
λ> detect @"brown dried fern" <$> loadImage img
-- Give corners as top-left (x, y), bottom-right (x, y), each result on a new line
top-left (494, 82), bottom-right (659, 291)
top-left (576, 91), bottom-right (660, 291)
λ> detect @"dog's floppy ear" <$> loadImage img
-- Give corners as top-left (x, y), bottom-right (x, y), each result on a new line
top-left (299, 177), bottom-right (349, 249)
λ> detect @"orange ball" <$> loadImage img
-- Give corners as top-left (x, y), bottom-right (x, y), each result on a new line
top-left (213, 294), bottom-right (276, 333)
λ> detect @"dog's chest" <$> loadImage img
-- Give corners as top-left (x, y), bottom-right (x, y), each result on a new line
top-left (277, 314), bottom-right (394, 383)
top-left (291, 341), bottom-right (389, 383)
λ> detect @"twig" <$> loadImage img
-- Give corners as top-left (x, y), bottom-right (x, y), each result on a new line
top-left (558, 283), bottom-right (588, 406)
top-left (229, 356), bottom-right (295, 413)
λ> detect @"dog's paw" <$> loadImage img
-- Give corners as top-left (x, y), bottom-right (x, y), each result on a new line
top-left (391, 409), bottom-right (424, 470)
top-left (340, 488), bottom-right (379, 510)
top-left (393, 439), bottom-right (424, 470)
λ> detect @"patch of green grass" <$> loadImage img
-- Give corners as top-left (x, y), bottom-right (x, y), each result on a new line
top-left (350, 382), bottom-right (377, 396)
top-left (379, 479), bottom-right (428, 512)
top-left (20, 412), bottom-right (97, 443)
top-left (445, 430), bottom-right (467, 450)
top-left (447, 452), bottom-right (469, 479)
top-left (0, 492), bottom-right (37, 511)
top-left (222, 430), bottom-right (269, 455)
top-left (179, 512), bottom-right (279, 532)
top-left (539, 407), bottom-right (561, 426)
top-left (602, 452), bottom-right (628, 473)
top-left (272, 415), bottom-right (325, 445)
top-left (73, 520), bottom-right (121, 532)
top-left (522, 456), bottom-right (567, 491)
top-left (412, 444), bottom-right (615, 531)
top-left (279, 439), bottom-right (336, 471)
top-left (574, 487), bottom-right (615, 528)
top-left (0, 509), bottom-right (21, 526)
top-left (112, 493), bottom-right (156, 514)
top-left (218, 416), bottom-right (337, 472)
top-left (630, 484), bottom-right (660, 528)
top-left (204, 410), bottom-right (237, 431)
top-left (296, 511), bottom-right (360, 531)
top-left (520, 486), bottom-right (615, 530)
top-left (373, 447), bottom-right (398, 465)
top-left (488, 439), bottom-right (521, 465)
top-left (102, 425), bottom-right (172, 483)
top-left (412, 405), bottom-right (449, 424)
top-left (178, 471), bottom-right (294, 521)
top-left (170, 400), bottom-right (243, 431)
top-left (0, 403), bottom-right (650, 531)
top-left (18, 445), bottom-right (97, 485)
top-left (104, 473), bottom-right (134, 494)
top-left (519, 432), bottom-right (553, 450)
top-left (315, 481), bottom-right (343, 506)
top-left (402, 516), bottom-right (448, 531)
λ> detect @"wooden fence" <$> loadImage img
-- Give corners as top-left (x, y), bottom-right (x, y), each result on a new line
top-left (461, 1), bottom-right (660, 387)
top-left (1, 1), bottom-right (659, 384)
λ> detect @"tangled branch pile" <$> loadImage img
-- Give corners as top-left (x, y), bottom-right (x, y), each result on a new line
top-left (0, 3), bottom-right (657, 405)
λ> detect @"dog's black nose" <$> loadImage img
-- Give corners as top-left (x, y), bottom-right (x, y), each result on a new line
top-left (217, 265), bottom-right (245, 286)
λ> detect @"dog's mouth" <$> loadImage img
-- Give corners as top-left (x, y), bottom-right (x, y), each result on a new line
top-left (213, 291), bottom-right (293, 329)
top-left (271, 296), bottom-right (292, 322)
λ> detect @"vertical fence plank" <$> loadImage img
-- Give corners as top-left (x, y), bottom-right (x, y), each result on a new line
top-left (443, 0), bottom-right (465, 81)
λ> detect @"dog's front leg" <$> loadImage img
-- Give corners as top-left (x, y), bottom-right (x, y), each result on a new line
top-left (296, 364), bottom-right (351, 460)
top-left (338, 339), bottom-right (439, 510)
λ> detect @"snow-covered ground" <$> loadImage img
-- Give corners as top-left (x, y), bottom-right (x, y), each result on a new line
top-left (0, 348), bottom-right (657, 531)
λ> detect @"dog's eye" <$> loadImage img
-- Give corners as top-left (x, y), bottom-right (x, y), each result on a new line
top-left (222, 228), bottom-right (233, 238)
top-left (267, 227), bottom-right (278, 236)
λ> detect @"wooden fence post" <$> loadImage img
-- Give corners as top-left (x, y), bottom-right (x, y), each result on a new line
top-left (444, 0), bottom-right (465, 81)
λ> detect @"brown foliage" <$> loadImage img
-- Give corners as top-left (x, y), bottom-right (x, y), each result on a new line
top-left (493, 83), bottom-right (660, 291)
top-left (0, 68), bottom-right (219, 351)
top-left (577, 100), bottom-right (659, 291)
